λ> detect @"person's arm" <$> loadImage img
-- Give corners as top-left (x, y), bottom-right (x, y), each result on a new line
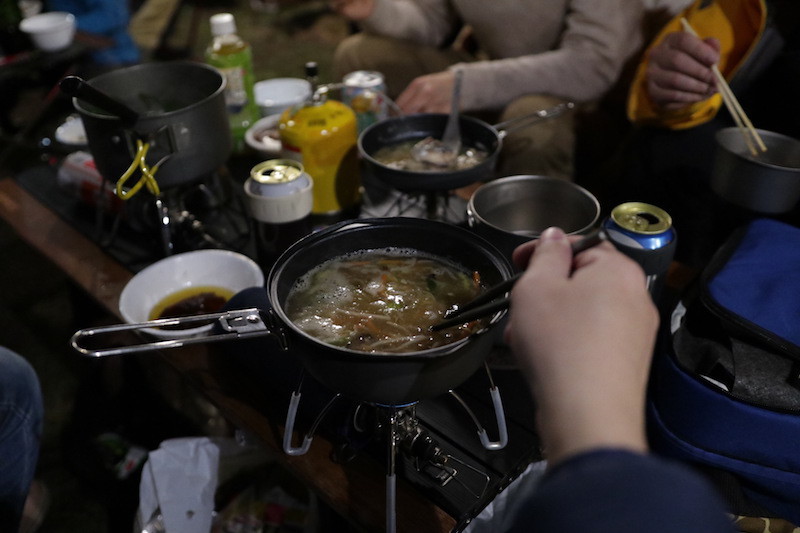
top-left (393, 0), bottom-right (646, 114)
top-left (502, 228), bottom-right (735, 532)
top-left (454, 0), bottom-right (645, 111)
top-left (508, 449), bottom-right (736, 533)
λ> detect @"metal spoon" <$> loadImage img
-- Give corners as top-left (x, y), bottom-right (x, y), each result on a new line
top-left (411, 69), bottom-right (463, 167)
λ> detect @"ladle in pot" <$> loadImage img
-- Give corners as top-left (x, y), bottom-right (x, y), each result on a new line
top-left (411, 69), bottom-right (463, 167)
top-left (59, 75), bottom-right (140, 127)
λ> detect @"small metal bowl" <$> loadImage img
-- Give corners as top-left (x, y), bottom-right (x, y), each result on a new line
top-left (712, 127), bottom-right (800, 214)
top-left (467, 175), bottom-right (600, 261)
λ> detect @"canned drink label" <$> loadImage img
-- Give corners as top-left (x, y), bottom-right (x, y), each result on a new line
top-left (342, 70), bottom-right (388, 133)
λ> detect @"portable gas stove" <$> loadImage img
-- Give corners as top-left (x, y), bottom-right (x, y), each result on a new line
top-left (281, 358), bottom-right (541, 532)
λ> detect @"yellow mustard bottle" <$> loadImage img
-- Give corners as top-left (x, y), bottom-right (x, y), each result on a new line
top-left (278, 62), bottom-right (361, 216)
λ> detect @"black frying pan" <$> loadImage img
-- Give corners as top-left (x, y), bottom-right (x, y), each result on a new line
top-left (358, 102), bottom-right (573, 192)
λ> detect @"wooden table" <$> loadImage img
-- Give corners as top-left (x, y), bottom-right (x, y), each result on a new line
top-left (0, 175), bottom-right (459, 532)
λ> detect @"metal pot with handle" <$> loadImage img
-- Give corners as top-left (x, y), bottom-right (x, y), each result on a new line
top-left (67, 61), bottom-right (232, 189)
top-left (70, 217), bottom-right (514, 406)
top-left (358, 102), bottom-right (573, 192)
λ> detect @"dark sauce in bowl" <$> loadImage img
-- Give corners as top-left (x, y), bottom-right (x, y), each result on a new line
top-left (149, 286), bottom-right (234, 330)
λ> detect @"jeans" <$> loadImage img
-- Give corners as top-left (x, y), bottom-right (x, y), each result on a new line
top-left (0, 346), bottom-right (43, 532)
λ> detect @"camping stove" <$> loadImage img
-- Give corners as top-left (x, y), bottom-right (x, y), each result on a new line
top-left (281, 362), bottom-right (535, 533)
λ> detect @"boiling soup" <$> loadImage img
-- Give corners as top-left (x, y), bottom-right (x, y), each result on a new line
top-left (285, 249), bottom-right (485, 353)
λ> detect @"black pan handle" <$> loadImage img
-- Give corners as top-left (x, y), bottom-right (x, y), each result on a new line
top-left (59, 75), bottom-right (140, 127)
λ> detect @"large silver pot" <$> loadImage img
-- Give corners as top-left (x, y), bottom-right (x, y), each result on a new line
top-left (73, 61), bottom-right (231, 188)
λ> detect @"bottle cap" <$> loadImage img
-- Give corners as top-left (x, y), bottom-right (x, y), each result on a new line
top-left (210, 13), bottom-right (236, 36)
top-left (304, 61), bottom-right (319, 78)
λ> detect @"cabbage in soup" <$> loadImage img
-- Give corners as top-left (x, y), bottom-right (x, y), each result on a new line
top-left (284, 249), bottom-right (485, 353)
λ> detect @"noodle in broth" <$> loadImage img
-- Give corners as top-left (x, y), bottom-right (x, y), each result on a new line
top-left (372, 139), bottom-right (488, 172)
top-left (285, 249), bottom-right (485, 353)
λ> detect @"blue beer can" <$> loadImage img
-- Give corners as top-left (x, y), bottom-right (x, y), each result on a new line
top-left (603, 202), bottom-right (677, 299)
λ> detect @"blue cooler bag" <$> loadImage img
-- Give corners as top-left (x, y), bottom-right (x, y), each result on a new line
top-left (647, 218), bottom-right (800, 524)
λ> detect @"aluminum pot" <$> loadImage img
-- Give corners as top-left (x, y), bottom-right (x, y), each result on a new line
top-left (72, 61), bottom-right (231, 188)
top-left (266, 217), bottom-right (513, 405)
top-left (711, 127), bottom-right (800, 214)
top-left (467, 175), bottom-right (600, 262)
top-left (358, 103), bottom-right (572, 192)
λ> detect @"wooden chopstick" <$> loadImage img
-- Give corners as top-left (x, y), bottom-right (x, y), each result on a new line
top-left (430, 228), bottom-right (608, 331)
top-left (679, 18), bottom-right (767, 155)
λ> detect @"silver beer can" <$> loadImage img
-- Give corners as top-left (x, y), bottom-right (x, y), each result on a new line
top-left (342, 70), bottom-right (388, 134)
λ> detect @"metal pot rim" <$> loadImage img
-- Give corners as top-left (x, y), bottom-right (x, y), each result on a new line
top-left (73, 61), bottom-right (226, 121)
top-left (715, 127), bottom-right (800, 172)
top-left (267, 217), bottom-right (512, 359)
top-left (467, 175), bottom-right (601, 237)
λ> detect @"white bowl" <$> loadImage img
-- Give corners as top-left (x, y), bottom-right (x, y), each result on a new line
top-left (254, 78), bottom-right (311, 117)
top-left (20, 11), bottom-right (76, 52)
top-left (118, 249), bottom-right (264, 339)
top-left (245, 114), bottom-right (283, 156)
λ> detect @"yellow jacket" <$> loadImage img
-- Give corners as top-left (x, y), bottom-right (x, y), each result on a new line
top-left (627, 0), bottom-right (766, 129)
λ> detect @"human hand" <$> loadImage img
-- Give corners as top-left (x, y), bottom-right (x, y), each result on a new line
top-left (646, 31), bottom-right (721, 110)
top-left (329, 0), bottom-right (375, 21)
top-left (504, 227), bottom-right (659, 465)
top-left (395, 70), bottom-right (457, 114)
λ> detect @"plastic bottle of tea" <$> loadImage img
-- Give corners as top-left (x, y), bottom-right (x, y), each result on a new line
top-left (205, 13), bottom-right (259, 154)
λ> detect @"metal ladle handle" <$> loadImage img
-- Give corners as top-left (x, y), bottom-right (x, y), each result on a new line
top-left (441, 69), bottom-right (463, 148)
top-left (59, 75), bottom-right (140, 127)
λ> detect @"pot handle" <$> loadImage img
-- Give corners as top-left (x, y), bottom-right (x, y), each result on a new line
top-left (493, 102), bottom-right (574, 139)
top-left (70, 308), bottom-right (278, 357)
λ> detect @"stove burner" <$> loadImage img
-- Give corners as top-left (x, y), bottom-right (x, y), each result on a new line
top-left (359, 170), bottom-right (469, 224)
top-left (282, 365), bottom-right (508, 532)
top-left (93, 167), bottom-right (252, 261)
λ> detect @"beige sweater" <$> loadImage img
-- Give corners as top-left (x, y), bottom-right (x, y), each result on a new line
top-left (359, 0), bottom-right (652, 110)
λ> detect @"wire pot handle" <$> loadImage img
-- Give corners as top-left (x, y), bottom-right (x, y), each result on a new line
top-left (70, 308), bottom-right (277, 358)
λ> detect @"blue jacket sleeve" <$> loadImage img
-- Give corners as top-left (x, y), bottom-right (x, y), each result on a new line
top-left (505, 449), bottom-right (736, 533)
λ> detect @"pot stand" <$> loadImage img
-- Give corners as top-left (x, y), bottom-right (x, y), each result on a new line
top-left (282, 363), bottom-right (508, 533)
top-left (363, 188), bottom-right (467, 221)
top-left (95, 166), bottom-right (242, 261)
